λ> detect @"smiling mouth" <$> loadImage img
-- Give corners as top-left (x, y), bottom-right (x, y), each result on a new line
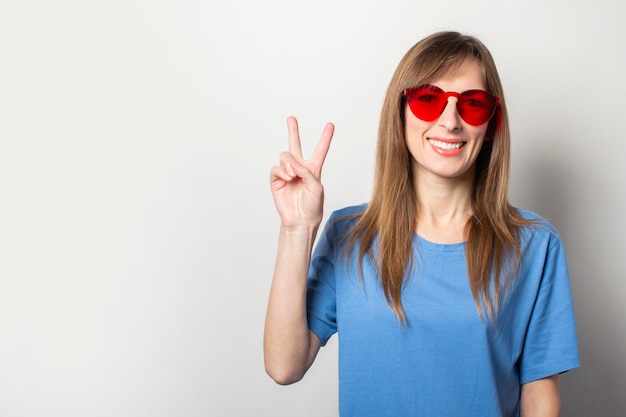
top-left (428, 139), bottom-right (466, 150)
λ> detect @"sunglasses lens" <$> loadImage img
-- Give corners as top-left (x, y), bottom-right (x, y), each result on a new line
top-left (406, 86), bottom-right (446, 122)
top-left (457, 90), bottom-right (496, 126)
top-left (406, 86), bottom-right (497, 126)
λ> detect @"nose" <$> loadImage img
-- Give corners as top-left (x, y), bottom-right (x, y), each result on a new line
top-left (438, 97), bottom-right (462, 131)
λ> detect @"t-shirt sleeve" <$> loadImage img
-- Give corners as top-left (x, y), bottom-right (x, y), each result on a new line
top-left (519, 234), bottom-right (580, 384)
top-left (306, 216), bottom-right (339, 346)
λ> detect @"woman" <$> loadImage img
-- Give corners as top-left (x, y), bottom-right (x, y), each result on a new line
top-left (264, 31), bottom-right (579, 417)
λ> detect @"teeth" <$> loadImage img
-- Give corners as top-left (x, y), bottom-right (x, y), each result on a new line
top-left (429, 139), bottom-right (463, 150)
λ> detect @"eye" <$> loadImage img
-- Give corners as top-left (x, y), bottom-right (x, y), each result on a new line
top-left (465, 98), bottom-right (486, 108)
top-left (460, 90), bottom-right (494, 110)
top-left (417, 94), bottom-right (437, 103)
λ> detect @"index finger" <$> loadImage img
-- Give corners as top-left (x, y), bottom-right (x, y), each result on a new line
top-left (310, 122), bottom-right (334, 170)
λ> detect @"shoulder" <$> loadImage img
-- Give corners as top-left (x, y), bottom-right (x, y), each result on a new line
top-left (318, 203), bottom-right (367, 244)
top-left (326, 203), bottom-right (368, 229)
top-left (329, 203), bottom-right (368, 219)
top-left (514, 208), bottom-right (563, 252)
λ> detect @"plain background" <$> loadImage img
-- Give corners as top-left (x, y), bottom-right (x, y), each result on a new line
top-left (0, 0), bottom-right (624, 416)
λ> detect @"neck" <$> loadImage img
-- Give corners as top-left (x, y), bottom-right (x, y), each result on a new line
top-left (413, 171), bottom-right (474, 244)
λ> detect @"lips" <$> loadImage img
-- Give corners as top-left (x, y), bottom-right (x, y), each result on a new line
top-left (428, 138), bottom-right (466, 151)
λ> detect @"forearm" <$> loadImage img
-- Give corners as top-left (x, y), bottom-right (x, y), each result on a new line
top-left (264, 224), bottom-right (319, 384)
top-left (520, 375), bottom-right (560, 417)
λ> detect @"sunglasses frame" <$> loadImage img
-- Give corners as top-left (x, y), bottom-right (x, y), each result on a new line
top-left (403, 84), bottom-right (500, 126)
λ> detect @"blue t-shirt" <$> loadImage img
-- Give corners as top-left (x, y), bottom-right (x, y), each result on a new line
top-left (307, 204), bottom-right (580, 417)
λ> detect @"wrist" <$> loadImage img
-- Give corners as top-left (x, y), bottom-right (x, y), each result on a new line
top-left (279, 222), bottom-right (320, 238)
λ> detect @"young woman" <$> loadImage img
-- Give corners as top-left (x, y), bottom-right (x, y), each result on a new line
top-left (264, 31), bottom-right (579, 417)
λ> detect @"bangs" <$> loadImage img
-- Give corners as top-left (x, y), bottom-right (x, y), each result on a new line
top-left (403, 36), bottom-right (488, 91)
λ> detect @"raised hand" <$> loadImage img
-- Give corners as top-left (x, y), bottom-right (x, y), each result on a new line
top-left (270, 116), bottom-right (334, 229)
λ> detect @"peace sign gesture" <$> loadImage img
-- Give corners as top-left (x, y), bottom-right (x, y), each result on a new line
top-left (270, 116), bottom-right (335, 229)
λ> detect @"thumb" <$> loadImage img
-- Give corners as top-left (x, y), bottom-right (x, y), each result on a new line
top-left (290, 159), bottom-right (320, 186)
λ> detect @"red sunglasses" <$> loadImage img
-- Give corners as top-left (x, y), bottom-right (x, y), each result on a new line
top-left (404, 84), bottom-right (500, 126)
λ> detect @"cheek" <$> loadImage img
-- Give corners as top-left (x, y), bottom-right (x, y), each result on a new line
top-left (404, 106), bottom-right (430, 136)
top-left (468, 124), bottom-right (489, 143)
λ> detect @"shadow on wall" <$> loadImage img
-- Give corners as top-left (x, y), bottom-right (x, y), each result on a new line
top-left (513, 149), bottom-right (626, 417)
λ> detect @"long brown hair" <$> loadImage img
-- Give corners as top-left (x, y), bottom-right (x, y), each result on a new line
top-left (346, 31), bottom-right (532, 323)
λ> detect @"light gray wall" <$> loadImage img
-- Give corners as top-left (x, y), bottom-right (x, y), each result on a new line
top-left (0, 1), bottom-right (623, 416)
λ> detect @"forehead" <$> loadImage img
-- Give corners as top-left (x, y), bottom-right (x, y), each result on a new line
top-left (427, 58), bottom-right (486, 92)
